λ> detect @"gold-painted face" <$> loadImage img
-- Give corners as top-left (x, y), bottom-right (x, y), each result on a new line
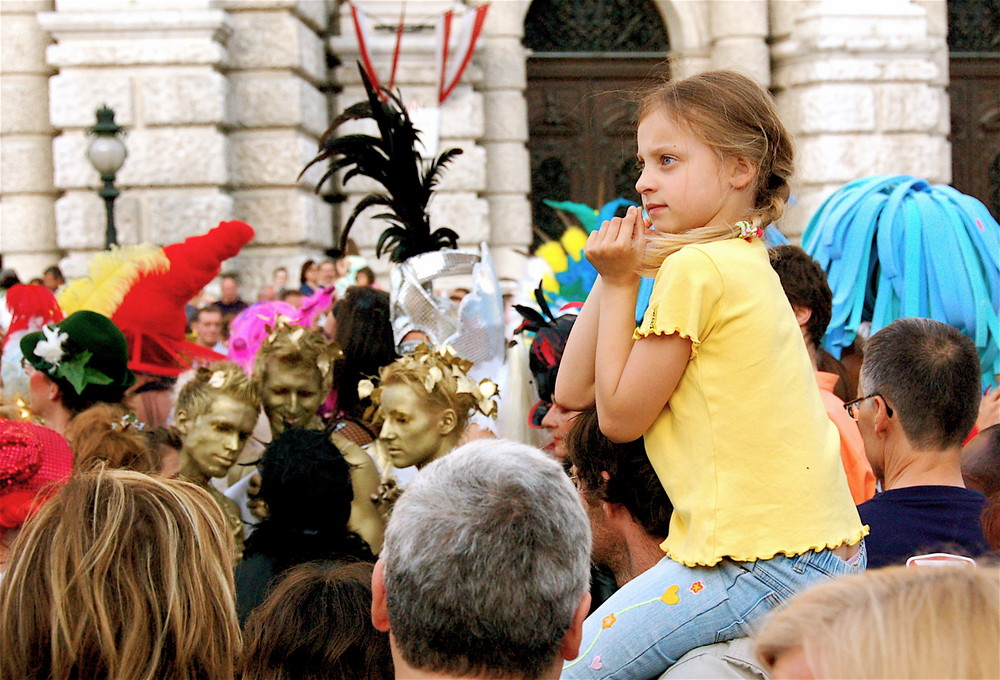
top-left (177, 395), bottom-right (258, 483)
top-left (262, 363), bottom-right (324, 435)
top-left (378, 382), bottom-right (453, 470)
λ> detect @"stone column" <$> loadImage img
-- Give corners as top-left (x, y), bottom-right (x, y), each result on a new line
top-left (328, 1), bottom-right (490, 279)
top-left (473, 0), bottom-right (532, 281)
top-left (655, 0), bottom-right (711, 79)
top-left (771, 0), bottom-right (950, 239)
top-left (39, 4), bottom-right (233, 277)
top-left (220, 0), bottom-right (334, 291)
top-left (710, 0), bottom-right (769, 85)
top-left (0, 0), bottom-right (60, 280)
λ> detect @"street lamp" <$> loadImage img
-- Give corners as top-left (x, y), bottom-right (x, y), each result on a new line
top-left (86, 105), bottom-right (127, 249)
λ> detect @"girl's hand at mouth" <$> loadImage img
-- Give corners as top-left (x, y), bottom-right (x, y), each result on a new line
top-left (584, 205), bottom-right (650, 287)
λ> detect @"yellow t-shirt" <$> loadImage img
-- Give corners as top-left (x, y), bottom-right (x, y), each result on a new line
top-left (634, 239), bottom-right (867, 567)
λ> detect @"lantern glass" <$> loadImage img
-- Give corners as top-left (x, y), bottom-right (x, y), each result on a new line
top-left (87, 135), bottom-right (127, 175)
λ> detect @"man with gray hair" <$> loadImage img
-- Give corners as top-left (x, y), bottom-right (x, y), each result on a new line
top-left (853, 317), bottom-right (991, 567)
top-left (371, 439), bottom-right (592, 680)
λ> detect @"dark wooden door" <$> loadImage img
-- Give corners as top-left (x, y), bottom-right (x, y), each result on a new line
top-left (948, 0), bottom-right (1000, 218)
top-left (527, 58), bottom-right (667, 243)
top-left (523, 0), bottom-right (669, 244)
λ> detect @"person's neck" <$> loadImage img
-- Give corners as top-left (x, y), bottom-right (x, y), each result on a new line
top-left (880, 438), bottom-right (966, 491)
top-left (0, 527), bottom-right (20, 572)
top-left (805, 338), bottom-right (819, 371)
top-left (392, 652), bottom-right (562, 680)
top-left (616, 525), bottom-right (666, 586)
top-left (418, 435), bottom-right (461, 470)
top-left (39, 404), bottom-right (72, 436)
top-left (178, 455), bottom-right (210, 487)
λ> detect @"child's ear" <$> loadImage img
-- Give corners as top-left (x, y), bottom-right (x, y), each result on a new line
top-left (729, 157), bottom-right (756, 191)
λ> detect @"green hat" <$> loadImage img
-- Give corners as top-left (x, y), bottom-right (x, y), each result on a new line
top-left (20, 310), bottom-right (136, 401)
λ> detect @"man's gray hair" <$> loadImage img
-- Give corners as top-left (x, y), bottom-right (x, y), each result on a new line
top-left (382, 439), bottom-right (591, 679)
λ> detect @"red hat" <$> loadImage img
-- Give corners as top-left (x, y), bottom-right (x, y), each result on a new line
top-left (112, 221), bottom-right (255, 376)
top-left (1, 284), bottom-right (63, 351)
top-left (0, 419), bottom-right (72, 530)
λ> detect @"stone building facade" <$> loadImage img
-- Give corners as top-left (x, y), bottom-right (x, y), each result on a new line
top-left (1, 0), bottom-right (992, 290)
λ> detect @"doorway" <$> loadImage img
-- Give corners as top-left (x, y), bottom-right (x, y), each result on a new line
top-left (524, 0), bottom-right (670, 244)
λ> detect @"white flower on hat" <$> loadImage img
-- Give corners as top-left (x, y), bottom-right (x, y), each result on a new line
top-left (34, 325), bottom-right (68, 369)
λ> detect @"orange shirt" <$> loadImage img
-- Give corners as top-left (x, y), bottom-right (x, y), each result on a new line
top-left (816, 371), bottom-right (877, 505)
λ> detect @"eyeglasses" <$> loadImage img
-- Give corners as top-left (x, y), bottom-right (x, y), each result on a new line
top-left (843, 393), bottom-right (893, 420)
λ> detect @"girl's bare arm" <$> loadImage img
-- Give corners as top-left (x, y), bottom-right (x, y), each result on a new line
top-left (586, 207), bottom-right (691, 442)
top-left (553, 279), bottom-right (603, 410)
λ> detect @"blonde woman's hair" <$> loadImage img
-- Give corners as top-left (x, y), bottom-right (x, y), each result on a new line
top-left (0, 467), bottom-right (240, 680)
top-left (252, 322), bottom-right (336, 396)
top-left (175, 360), bottom-right (262, 420)
top-left (64, 402), bottom-right (158, 473)
top-left (637, 70), bottom-right (794, 275)
top-left (754, 565), bottom-right (1000, 679)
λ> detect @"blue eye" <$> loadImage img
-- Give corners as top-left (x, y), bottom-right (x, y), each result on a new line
top-left (660, 156), bottom-right (675, 167)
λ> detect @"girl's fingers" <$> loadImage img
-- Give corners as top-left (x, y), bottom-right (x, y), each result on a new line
top-left (615, 207), bottom-right (635, 244)
top-left (602, 216), bottom-right (622, 243)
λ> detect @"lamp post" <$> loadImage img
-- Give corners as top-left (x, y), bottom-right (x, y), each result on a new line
top-left (86, 105), bottom-right (127, 249)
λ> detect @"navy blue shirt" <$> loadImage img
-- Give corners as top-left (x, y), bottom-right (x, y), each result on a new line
top-left (858, 486), bottom-right (990, 568)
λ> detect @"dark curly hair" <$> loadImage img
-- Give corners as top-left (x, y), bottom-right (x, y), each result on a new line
top-left (246, 428), bottom-right (373, 571)
top-left (566, 406), bottom-right (672, 540)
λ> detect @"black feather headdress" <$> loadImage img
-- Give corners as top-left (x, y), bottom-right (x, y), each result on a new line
top-left (302, 63), bottom-right (462, 263)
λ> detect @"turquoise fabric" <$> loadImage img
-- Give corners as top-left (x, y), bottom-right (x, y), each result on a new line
top-left (802, 175), bottom-right (1000, 388)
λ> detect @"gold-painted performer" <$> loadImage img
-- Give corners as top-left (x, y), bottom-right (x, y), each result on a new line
top-left (361, 343), bottom-right (498, 515)
top-left (252, 321), bottom-right (386, 553)
top-left (174, 361), bottom-right (261, 562)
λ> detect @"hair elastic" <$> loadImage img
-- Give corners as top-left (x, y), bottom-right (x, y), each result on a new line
top-left (736, 221), bottom-right (764, 242)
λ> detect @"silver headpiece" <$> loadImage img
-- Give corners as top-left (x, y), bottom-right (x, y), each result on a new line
top-left (389, 243), bottom-right (505, 368)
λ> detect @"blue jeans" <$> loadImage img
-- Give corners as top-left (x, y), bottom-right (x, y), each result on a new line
top-left (562, 543), bottom-right (867, 679)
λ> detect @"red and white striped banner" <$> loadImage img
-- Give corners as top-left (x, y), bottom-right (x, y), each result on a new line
top-left (348, 2), bottom-right (490, 104)
top-left (348, 1), bottom-right (406, 97)
top-left (436, 5), bottom-right (490, 103)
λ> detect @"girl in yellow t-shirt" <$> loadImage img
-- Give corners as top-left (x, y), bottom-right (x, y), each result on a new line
top-left (557, 71), bottom-right (867, 680)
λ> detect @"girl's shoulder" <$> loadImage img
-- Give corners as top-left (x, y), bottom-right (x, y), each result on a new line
top-left (664, 238), bottom-right (764, 272)
top-left (685, 239), bottom-right (769, 272)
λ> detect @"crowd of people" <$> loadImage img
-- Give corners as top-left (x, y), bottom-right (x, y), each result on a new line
top-left (0, 68), bottom-right (998, 680)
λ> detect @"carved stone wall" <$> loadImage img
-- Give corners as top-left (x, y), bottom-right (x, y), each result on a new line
top-left (1, 0), bottom-right (59, 278)
top-left (0, 0), bottom-right (958, 285)
top-left (771, 0), bottom-right (951, 237)
top-left (39, 5), bottom-right (235, 277)
top-left (2, 0), bottom-right (333, 292)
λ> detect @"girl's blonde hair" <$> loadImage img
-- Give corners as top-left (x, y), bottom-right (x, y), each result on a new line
top-left (754, 565), bottom-right (1000, 679)
top-left (0, 467), bottom-right (240, 680)
top-left (638, 70), bottom-right (794, 275)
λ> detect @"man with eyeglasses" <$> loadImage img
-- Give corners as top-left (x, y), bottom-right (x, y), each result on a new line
top-left (850, 318), bottom-right (991, 568)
